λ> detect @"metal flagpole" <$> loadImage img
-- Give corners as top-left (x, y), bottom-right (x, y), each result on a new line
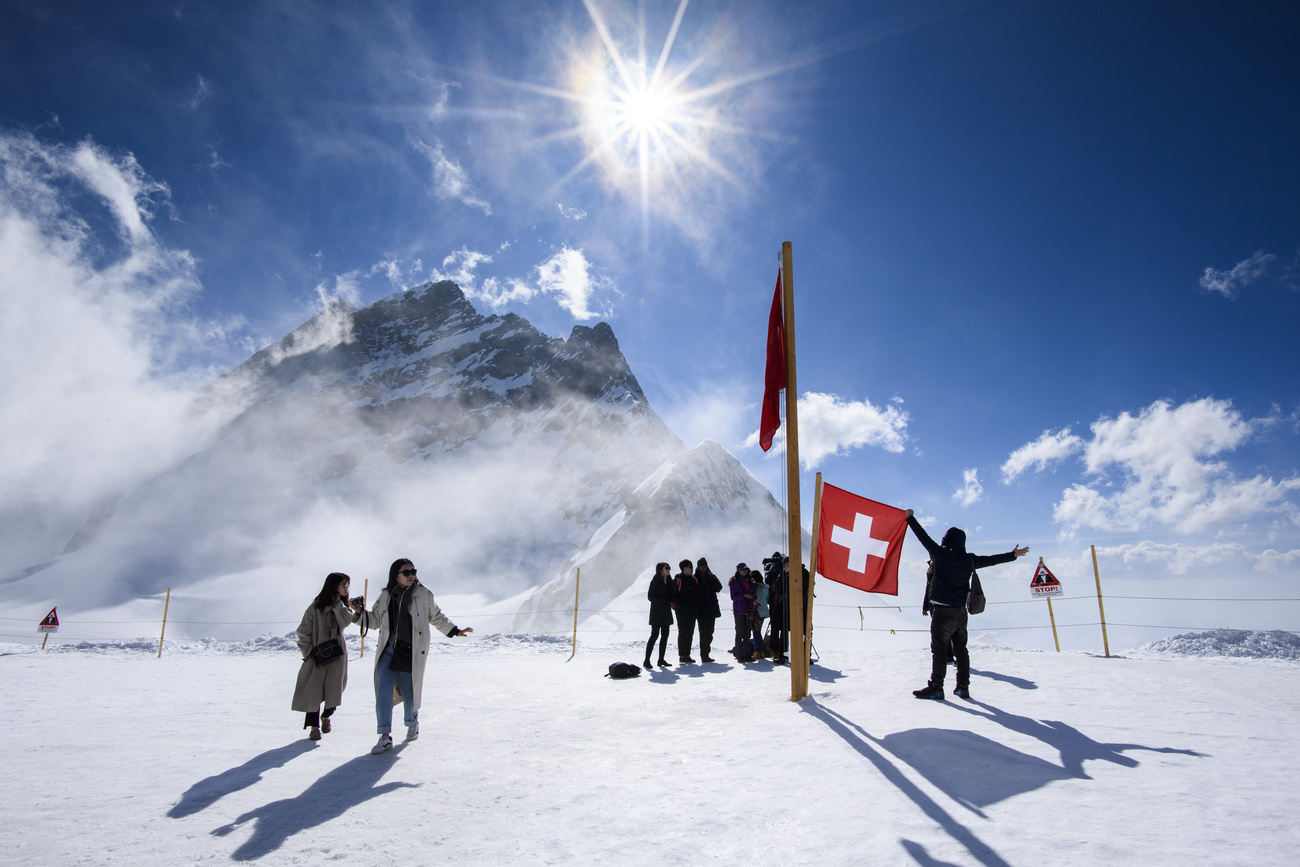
top-left (781, 241), bottom-right (806, 702)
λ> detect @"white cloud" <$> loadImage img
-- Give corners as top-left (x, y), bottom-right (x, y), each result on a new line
top-left (477, 275), bottom-right (539, 308)
top-left (0, 132), bottom-right (241, 561)
top-left (1089, 540), bottom-right (1300, 576)
top-left (430, 246), bottom-right (494, 288)
top-left (534, 246), bottom-right (610, 320)
top-left (428, 79), bottom-right (458, 119)
top-left (1199, 250), bottom-right (1275, 298)
top-left (1001, 428), bottom-right (1084, 482)
top-left (186, 74), bottom-right (212, 110)
top-left (415, 138), bottom-right (491, 215)
top-left (744, 392), bottom-right (908, 468)
top-left (1044, 398), bottom-right (1300, 534)
top-left (953, 468), bottom-right (983, 506)
top-left (430, 245), bottom-right (612, 321)
top-left (67, 141), bottom-right (170, 245)
top-left (557, 202), bottom-right (587, 220)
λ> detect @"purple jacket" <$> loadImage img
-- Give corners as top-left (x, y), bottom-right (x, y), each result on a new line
top-left (729, 577), bottom-right (756, 614)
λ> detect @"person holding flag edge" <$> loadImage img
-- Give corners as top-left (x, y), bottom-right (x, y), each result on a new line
top-left (905, 510), bottom-right (1029, 701)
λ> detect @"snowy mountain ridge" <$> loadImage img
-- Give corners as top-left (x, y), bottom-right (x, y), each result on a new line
top-left (5, 281), bottom-right (789, 633)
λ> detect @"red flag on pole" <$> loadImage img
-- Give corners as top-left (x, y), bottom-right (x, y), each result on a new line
top-left (816, 482), bottom-right (907, 595)
top-left (759, 270), bottom-right (786, 452)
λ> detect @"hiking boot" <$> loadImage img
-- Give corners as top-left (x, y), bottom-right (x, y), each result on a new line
top-left (406, 723), bottom-right (419, 741)
top-left (371, 734), bottom-right (393, 754)
top-left (912, 685), bottom-right (944, 700)
top-left (657, 658), bottom-right (672, 667)
top-left (681, 657), bottom-right (696, 664)
top-left (954, 686), bottom-right (972, 700)
top-left (308, 726), bottom-right (322, 741)
top-left (320, 717), bottom-right (332, 734)
top-left (701, 656), bottom-right (715, 663)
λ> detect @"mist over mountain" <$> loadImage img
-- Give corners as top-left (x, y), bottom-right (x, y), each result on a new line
top-left (5, 281), bottom-right (787, 632)
top-left (511, 439), bottom-right (799, 635)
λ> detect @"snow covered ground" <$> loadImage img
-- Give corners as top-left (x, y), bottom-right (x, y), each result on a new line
top-left (2, 634), bottom-right (1296, 866)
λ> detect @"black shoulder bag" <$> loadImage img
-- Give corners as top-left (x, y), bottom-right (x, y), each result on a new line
top-left (966, 555), bottom-right (986, 615)
top-left (310, 637), bottom-right (344, 665)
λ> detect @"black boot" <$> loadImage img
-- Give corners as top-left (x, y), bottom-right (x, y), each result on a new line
top-left (643, 657), bottom-right (654, 670)
top-left (912, 684), bottom-right (944, 700)
top-left (657, 657), bottom-right (672, 667)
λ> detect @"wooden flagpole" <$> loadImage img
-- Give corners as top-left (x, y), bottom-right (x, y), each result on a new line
top-left (571, 568), bottom-right (581, 656)
top-left (803, 473), bottom-right (824, 696)
top-left (781, 241), bottom-right (806, 702)
top-left (1091, 545), bottom-right (1110, 658)
top-left (157, 587), bottom-right (171, 659)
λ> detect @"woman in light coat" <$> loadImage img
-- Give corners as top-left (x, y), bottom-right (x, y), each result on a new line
top-left (292, 572), bottom-right (362, 740)
top-left (360, 558), bottom-right (474, 755)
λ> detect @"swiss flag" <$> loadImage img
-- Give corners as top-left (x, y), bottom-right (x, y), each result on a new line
top-left (816, 482), bottom-right (908, 595)
top-left (759, 270), bottom-right (785, 452)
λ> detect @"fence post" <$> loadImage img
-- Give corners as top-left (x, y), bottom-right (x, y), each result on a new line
top-left (157, 587), bottom-right (171, 659)
top-left (1091, 545), bottom-right (1110, 658)
top-left (571, 568), bottom-right (580, 655)
top-left (1046, 595), bottom-right (1060, 652)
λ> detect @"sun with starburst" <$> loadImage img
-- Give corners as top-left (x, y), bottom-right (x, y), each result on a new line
top-left (505, 0), bottom-right (786, 247)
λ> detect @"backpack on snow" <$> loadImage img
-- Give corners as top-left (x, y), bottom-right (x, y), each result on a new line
top-left (605, 662), bottom-right (642, 679)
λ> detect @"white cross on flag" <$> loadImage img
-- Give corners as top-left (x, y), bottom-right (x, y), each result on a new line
top-left (816, 482), bottom-right (908, 595)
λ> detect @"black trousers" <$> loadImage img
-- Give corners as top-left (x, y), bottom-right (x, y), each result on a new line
top-left (769, 605), bottom-right (788, 656)
top-left (929, 605), bottom-right (970, 689)
top-left (675, 611), bottom-right (697, 660)
top-left (646, 623), bottom-right (670, 661)
top-left (304, 706), bottom-right (336, 728)
top-left (697, 616), bottom-right (716, 658)
top-left (732, 613), bottom-right (755, 660)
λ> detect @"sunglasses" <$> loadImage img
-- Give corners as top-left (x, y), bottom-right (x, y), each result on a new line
top-left (399, 568), bottom-right (417, 578)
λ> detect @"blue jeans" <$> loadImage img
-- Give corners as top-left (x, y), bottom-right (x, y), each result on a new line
top-left (375, 637), bottom-right (417, 734)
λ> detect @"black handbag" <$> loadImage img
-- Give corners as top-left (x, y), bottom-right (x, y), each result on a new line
top-left (310, 637), bottom-right (344, 666)
top-left (966, 556), bottom-right (987, 615)
top-left (387, 639), bottom-right (413, 673)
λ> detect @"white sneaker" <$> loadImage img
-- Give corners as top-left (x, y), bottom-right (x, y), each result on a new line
top-left (406, 723), bottom-right (419, 741)
top-left (371, 734), bottom-right (393, 755)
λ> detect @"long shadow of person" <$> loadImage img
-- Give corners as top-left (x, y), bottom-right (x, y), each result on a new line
top-left (169, 741), bottom-right (317, 819)
top-left (212, 747), bottom-right (418, 860)
top-left (968, 668), bottom-right (1036, 690)
top-left (801, 701), bottom-right (1013, 867)
top-left (647, 667), bottom-right (681, 684)
top-left (945, 699), bottom-right (1205, 779)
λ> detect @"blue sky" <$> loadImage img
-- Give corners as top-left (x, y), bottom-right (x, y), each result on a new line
top-left (3, 1), bottom-right (1299, 639)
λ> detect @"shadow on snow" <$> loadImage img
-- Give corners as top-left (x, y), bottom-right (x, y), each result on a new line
top-left (212, 745), bottom-right (417, 861)
top-left (801, 700), bottom-right (1012, 867)
top-left (803, 698), bottom-right (1204, 866)
top-left (968, 668), bottom-right (1037, 690)
top-left (168, 740), bottom-right (317, 819)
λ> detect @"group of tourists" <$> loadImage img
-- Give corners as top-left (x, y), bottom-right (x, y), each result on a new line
top-left (644, 554), bottom-right (795, 670)
top-left (291, 519), bottom-right (1029, 750)
top-left (292, 558), bottom-right (473, 755)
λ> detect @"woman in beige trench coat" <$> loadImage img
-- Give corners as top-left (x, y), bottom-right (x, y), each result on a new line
top-left (360, 558), bottom-right (473, 754)
top-left (292, 572), bottom-right (362, 740)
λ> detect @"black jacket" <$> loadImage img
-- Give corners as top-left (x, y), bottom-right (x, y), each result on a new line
top-left (672, 572), bottom-right (702, 617)
top-left (647, 573), bottom-right (674, 627)
top-left (907, 516), bottom-right (1016, 608)
top-left (697, 568), bottom-right (723, 619)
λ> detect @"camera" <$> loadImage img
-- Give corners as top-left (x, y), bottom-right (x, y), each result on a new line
top-left (349, 596), bottom-right (365, 608)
